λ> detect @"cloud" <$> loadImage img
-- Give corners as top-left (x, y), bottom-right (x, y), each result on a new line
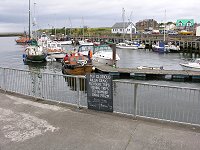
top-left (0, 0), bottom-right (199, 32)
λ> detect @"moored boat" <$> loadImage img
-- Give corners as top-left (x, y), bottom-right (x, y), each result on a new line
top-left (179, 58), bottom-right (200, 71)
top-left (62, 52), bottom-right (94, 75)
top-left (23, 46), bottom-right (46, 63)
top-left (93, 44), bottom-right (120, 66)
top-left (16, 36), bottom-right (30, 44)
top-left (116, 41), bottom-right (138, 50)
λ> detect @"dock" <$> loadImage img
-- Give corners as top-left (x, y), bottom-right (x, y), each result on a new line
top-left (93, 61), bottom-right (200, 81)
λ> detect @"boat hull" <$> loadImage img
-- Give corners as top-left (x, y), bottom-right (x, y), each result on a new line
top-left (23, 54), bottom-right (46, 63)
top-left (93, 57), bottom-right (114, 66)
top-left (180, 63), bottom-right (200, 71)
top-left (62, 64), bottom-right (94, 75)
top-left (116, 45), bottom-right (138, 50)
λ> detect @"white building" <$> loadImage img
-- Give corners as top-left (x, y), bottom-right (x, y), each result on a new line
top-left (196, 26), bottom-right (200, 36)
top-left (111, 22), bottom-right (136, 34)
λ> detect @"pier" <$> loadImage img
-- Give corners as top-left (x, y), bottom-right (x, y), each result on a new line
top-left (72, 34), bottom-right (200, 55)
top-left (93, 61), bottom-right (200, 81)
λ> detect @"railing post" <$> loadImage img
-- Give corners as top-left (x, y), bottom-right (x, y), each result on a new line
top-left (32, 72), bottom-right (37, 98)
top-left (134, 83), bottom-right (138, 119)
top-left (3, 68), bottom-right (6, 92)
top-left (76, 77), bottom-right (80, 109)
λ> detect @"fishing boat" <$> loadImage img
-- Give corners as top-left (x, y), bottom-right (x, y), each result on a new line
top-left (23, 46), bottom-right (46, 63)
top-left (15, 36), bottom-right (29, 44)
top-left (62, 52), bottom-right (94, 75)
top-left (179, 58), bottom-right (200, 71)
top-left (44, 41), bottom-right (66, 61)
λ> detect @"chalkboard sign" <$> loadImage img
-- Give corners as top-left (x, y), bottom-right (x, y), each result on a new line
top-left (86, 74), bottom-right (113, 112)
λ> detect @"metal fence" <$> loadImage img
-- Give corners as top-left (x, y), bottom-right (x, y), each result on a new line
top-left (0, 67), bottom-right (200, 126)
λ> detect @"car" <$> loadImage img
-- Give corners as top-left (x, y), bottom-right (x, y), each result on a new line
top-left (168, 31), bottom-right (178, 35)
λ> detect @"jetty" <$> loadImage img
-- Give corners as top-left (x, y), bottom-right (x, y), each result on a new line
top-left (93, 61), bottom-right (200, 81)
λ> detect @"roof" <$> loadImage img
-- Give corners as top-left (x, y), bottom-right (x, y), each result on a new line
top-left (176, 19), bottom-right (194, 26)
top-left (112, 22), bottom-right (132, 28)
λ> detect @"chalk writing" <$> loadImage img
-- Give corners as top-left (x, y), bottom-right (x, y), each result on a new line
top-left (86, 74), bottom-right (113, 112)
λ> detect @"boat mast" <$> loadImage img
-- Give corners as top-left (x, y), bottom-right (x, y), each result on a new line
top-left (122, 8), bottom-right (125, 42)
top-left (82, 17), bottom-right (84, 40)
top-left (164, 9), bottom-right (166, 42)
top-left (28, 0), bottom-right (31, 40)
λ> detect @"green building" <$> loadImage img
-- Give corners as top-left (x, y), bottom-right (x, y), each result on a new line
top-left (176, 19), bottom-right (194, 30)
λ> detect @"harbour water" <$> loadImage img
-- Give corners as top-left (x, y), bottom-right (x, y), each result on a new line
top-left (0, 36), bottom-right (200, 88)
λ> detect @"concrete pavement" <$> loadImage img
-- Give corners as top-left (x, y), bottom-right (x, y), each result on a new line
top-left (0, 91), bottom-right (200, 150)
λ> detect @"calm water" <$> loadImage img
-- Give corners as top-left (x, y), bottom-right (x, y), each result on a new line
top-left (0, 36), bottom-right (200, 88)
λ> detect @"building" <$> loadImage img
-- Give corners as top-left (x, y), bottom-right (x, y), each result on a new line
top-left (111, 22), bottom-right (136, 34)
top-left (196, 26), bottom-right (200, 36)
top-left (136, 19), bottom-right (158, 31)
top-left (176, 19), bottom-right (194, 31)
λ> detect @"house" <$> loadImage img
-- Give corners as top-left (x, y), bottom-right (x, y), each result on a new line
top-left (111, 22), bottom-right (136, 34)
top-left (136, 19), bottom-right (158, 31)
top-left (176, 19), bottom-right (194, 31)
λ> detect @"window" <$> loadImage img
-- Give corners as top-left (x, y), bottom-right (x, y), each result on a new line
top-left (178, 21), bottom-right (183, 26)
top-left (186, 22), bottom-right (192, 26)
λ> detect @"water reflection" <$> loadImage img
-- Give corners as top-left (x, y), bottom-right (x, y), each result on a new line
top-left (63, 76), bottom-right (86, 91)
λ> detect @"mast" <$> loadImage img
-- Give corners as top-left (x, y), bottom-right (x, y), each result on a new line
top-left (82, 17), bottom-right (84, 40)
top-left (122, 8), bottom-right (125, 42)
top-left (28, 0), bottom-right (31, 40)
top-left (164, 9), bottom-right (166, 42)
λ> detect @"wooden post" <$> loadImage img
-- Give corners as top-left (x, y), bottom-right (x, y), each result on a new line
top-left (111, 44), bottom-right (116, 67)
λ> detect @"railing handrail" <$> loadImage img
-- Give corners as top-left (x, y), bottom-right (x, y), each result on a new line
top-left (113, 79), bottom-right (200, 91)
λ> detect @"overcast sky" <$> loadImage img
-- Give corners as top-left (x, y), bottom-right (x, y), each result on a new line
top-left (0, 0), bottom-right (199, 32)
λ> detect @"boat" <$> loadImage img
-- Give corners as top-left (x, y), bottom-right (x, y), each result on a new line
top-left (23, 45), bottom-right (46, 63)
top-left (116, 41), bottom-right (138, 50)
top-left (44, 41), bottom-right (66, 61)
top-left (137, 43), bottom-right (146, 49)
top-left (22, 0), bottom-right (47, 63)
top-left (137, 66), bottom-right (164, 70)
top-left (15, 36), bottom-right (30, 44)
top-left (78, 44), bottom-right (94, 56)
top-left (152, 41), bottom-right (169, 53)
top-left (179, 58), bottom-right (200, 71)
top-left (62, 52), bottom-right (94, 75)
top-left (165, 42), bottom-right (180, 53)
top-left (93, 44), bottom-right (120, 65)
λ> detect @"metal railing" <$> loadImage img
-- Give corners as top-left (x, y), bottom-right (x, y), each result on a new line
top-left (0, 67), bottom-right (200, 126)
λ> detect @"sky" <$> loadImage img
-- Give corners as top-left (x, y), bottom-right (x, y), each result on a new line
top-left (0, 0), bottom-right (199, 33)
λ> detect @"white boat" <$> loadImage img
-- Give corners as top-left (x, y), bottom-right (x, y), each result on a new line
top-left (137, 66), bottom-right (164, 70)
top-left (180, 58), bottom-right (200, 71)
top-left (166, 43), bottom-right (180, 52)
top-left (57, 40), bottom-right (72, 45)
top-left (78, 44), bottom-right (94, 56)
top-left (116, 42), bottom-right (138, 50)
top-left (78, 39), bottom-right (94, 46)
top-left (93, 45), bottom-right (120, 65)
top-left (44, 41), bottom-right (66, 61)
top-left (138, 43), bottom-right (146, 49)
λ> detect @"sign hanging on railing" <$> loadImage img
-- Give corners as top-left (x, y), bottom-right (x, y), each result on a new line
top-left (86, 73), bottom-right (113, 112)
